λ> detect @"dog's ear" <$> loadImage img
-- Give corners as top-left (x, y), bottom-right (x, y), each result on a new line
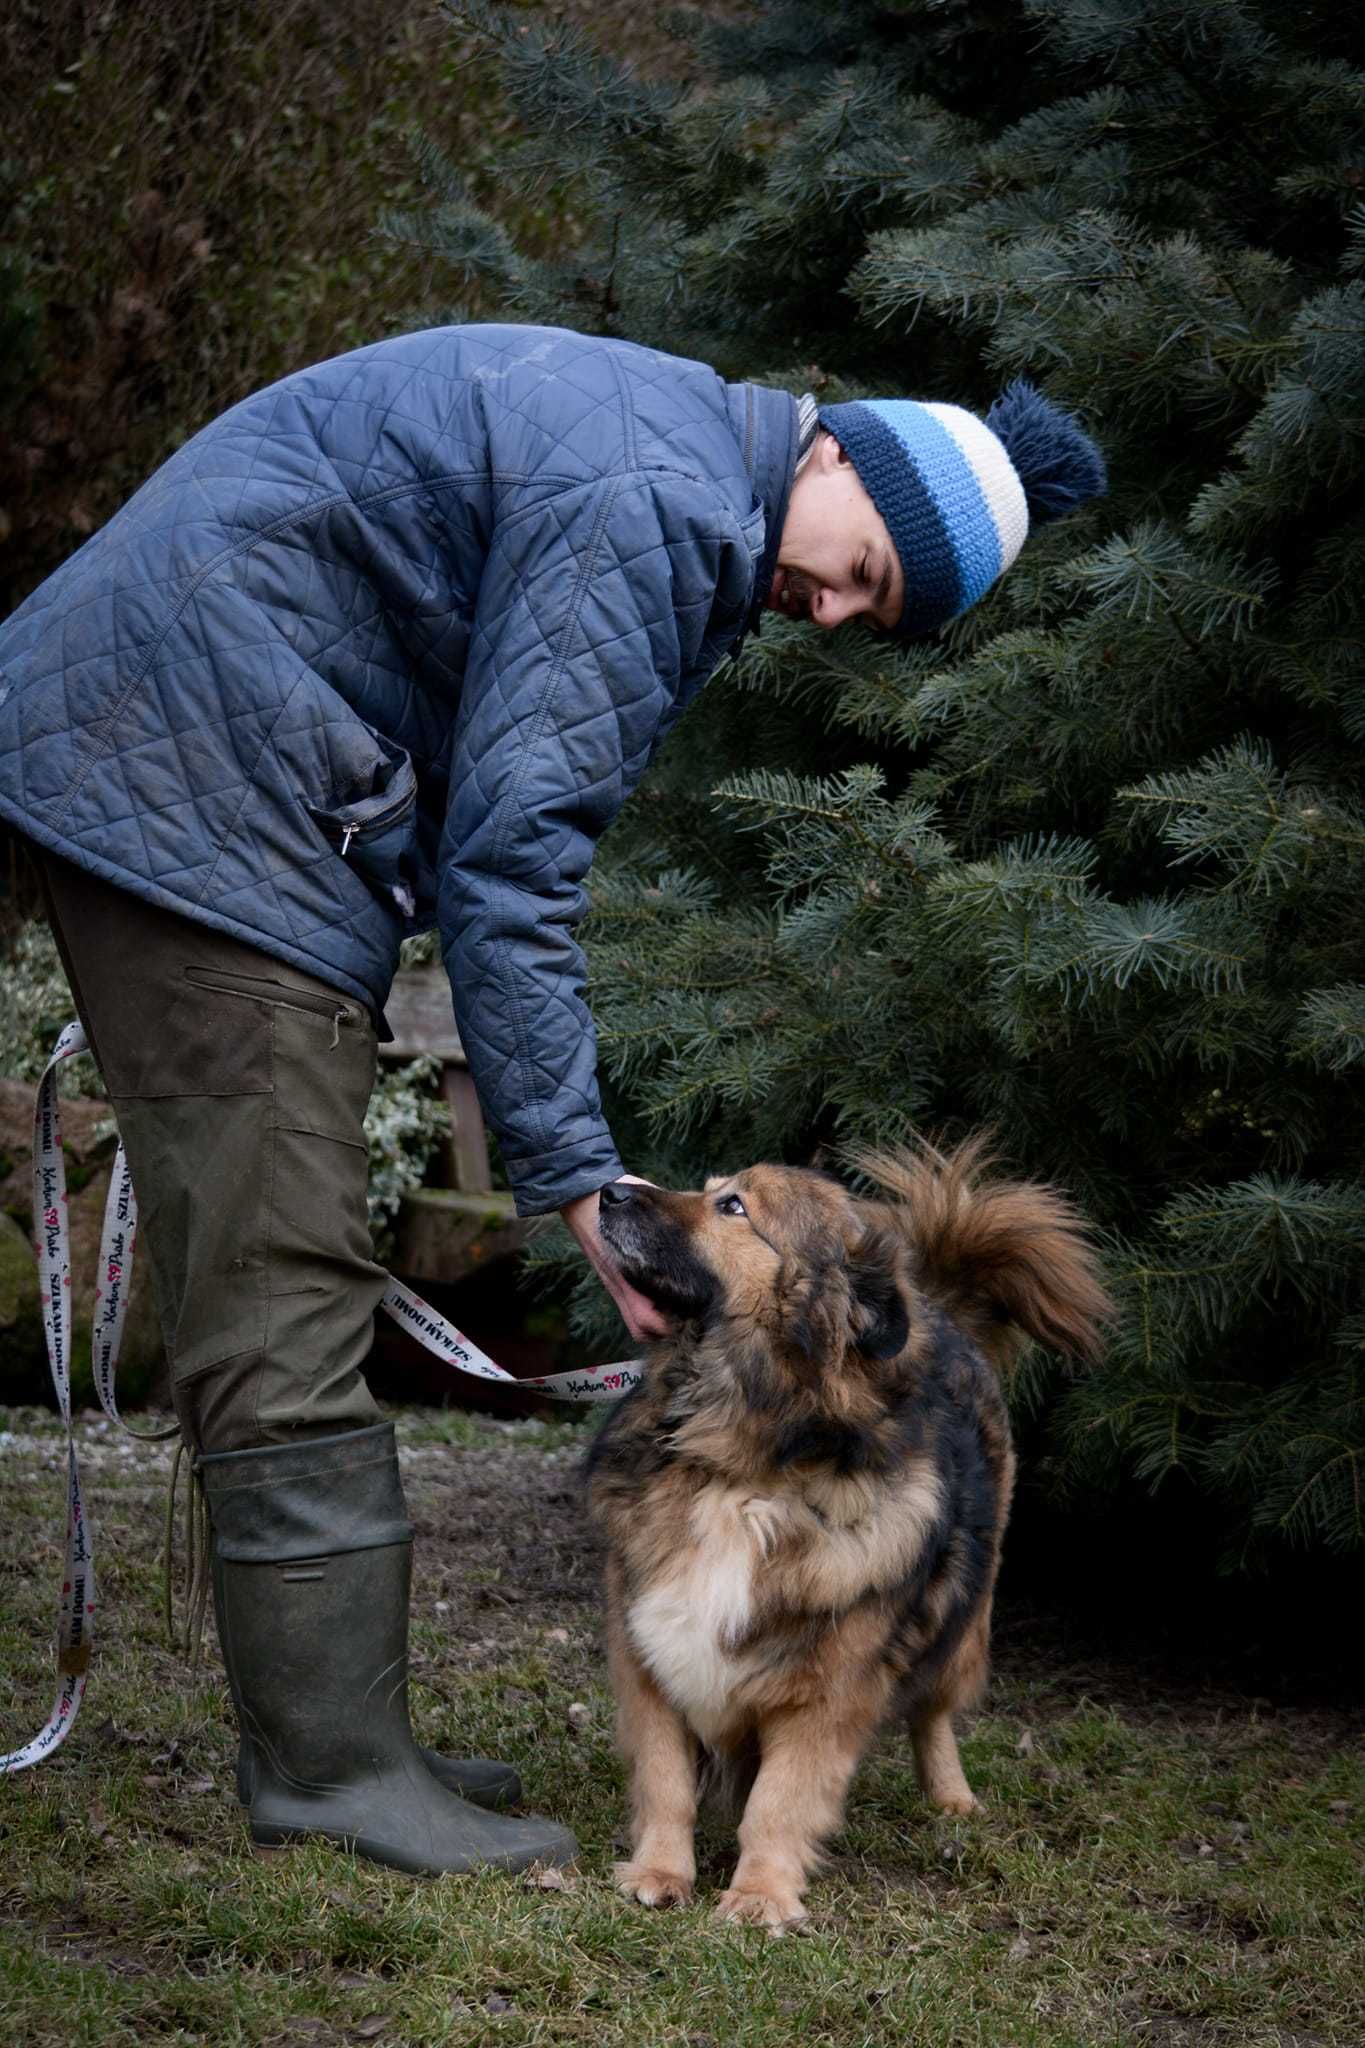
top-left (779, 1232), bottom-right (851, 1364)
top-left (846, 1225), bottom-right (911, 1361)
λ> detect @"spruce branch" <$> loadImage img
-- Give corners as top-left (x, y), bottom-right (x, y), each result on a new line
top-left (436, 0), bottom-right (1365, 1560)
top-left (1119, 739), bottom-right (1365, 889)
top-left (1066, 522), bottom-right (1272, 643)
top-left (1288, 985), bottom-right (1365, 1072)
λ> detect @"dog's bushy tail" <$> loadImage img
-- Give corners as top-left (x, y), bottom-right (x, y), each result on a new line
top-left (852, 1137), bottom-right (1111, 1371)
top-left (698, 1734), bottom-right (760, 1823)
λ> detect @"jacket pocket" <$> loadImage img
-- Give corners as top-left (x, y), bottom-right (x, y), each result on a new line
top-left (306, 739), bottom-right (420, 923)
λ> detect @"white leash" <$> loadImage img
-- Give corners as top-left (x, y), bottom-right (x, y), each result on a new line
top-left (379, 1276), bottom-right (642, 1403)
top-left (2, 1020), bottom-right (641, 1774)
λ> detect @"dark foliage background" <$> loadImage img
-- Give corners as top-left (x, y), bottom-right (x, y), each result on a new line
top-left (393, 0), bottom-right (1365, 1578)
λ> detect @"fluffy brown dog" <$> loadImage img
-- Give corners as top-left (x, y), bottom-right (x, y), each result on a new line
top-left (587, 1141), bottom-right (1109, 1933)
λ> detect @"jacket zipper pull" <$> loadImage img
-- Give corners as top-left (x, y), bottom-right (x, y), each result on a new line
top-left (340, 824), bottom-right (356, 858)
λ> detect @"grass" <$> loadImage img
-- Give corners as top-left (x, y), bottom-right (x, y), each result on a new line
top-left (2, 1403), bottom-right (1361, 2047)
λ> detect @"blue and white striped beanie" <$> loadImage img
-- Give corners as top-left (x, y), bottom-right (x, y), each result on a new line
top-left (817, 381), bottom-right (1106, 637)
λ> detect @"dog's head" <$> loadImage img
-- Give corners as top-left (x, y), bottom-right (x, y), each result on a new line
top-left (596, 1146), bottom-right (1104, 1482)
top-left (598, 1166), bottom-right (912, 1387)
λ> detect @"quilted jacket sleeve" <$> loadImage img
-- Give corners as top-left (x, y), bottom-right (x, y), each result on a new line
top-left (440, 468), bottom-right (758, 1215)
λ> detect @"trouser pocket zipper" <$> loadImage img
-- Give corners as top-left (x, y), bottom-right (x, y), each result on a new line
top-left (183, 967), bottom-right (360, 1048)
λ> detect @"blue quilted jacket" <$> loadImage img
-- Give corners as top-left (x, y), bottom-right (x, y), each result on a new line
top-left (0, 325), bottom-right (798, 1212)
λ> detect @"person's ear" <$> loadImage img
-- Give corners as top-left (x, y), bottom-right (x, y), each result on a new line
top-left (809, 429), bottom-right (848, 475)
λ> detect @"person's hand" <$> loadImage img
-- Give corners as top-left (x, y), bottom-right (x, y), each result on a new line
top-left (560, 1177), bottom-right (673, 1344)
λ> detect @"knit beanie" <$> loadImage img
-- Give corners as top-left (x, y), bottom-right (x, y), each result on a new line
top-left (816, 381), bottom-right (1106, 637)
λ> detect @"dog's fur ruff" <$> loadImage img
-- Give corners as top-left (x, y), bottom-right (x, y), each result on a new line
top-left (586, 1140), bottom-right (1109, 1933)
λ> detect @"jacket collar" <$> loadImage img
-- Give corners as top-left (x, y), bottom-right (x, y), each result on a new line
top-left (724, 379), bottom-right (799, 648)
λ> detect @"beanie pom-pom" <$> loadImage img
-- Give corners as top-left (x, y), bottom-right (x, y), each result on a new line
top-left (985, 379), bottom-right (1106, 527)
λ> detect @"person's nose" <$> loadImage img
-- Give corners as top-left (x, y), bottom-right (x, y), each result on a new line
top-left (811, 585), bottom-right (860, 630)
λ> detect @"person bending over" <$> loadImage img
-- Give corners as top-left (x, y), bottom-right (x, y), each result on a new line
top-left (0, 323), bottom-right (1104, 1874)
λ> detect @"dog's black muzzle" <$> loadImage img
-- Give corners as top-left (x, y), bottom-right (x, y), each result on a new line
top-left (597, 1182), bottom-right (718, 1321)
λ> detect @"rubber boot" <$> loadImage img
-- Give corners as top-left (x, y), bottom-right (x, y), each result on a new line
top-left (210, 1547), bottom-right (522, 1812)
top-left (198, 1423), bottom-right (576, 1875)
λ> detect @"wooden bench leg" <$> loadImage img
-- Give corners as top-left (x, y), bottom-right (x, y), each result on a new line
top-left (440, 1062), bottom-right (492, 1195)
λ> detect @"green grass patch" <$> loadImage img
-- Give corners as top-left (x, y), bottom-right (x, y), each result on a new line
top-left (2, 1405), bottom-right (1360, 2046)
top-left (401, 1409), bottom-right (592, 1457)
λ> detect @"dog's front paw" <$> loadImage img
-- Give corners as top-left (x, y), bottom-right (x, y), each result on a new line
top-left (614, 1860), bottom-right (694, 1908)
top-left (929, 1787), bottom-right (980, 1816)
top-left (714, 1884), bottom-right (808, 1936)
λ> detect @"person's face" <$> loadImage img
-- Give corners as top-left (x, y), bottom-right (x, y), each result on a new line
top-left (767, 431), bottom-right (904, 632)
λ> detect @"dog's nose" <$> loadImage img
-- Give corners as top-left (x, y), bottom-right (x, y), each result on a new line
top-left (599, 1181), bottom-right (635, 1208)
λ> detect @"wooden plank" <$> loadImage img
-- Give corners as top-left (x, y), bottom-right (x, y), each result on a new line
top-left (382, 967), bottom-right (465, 1063)
top-left (381, 965), bottom-right (498, 1198)
top-left (440, 1063), bottom-right (492, 1194)
top-left (392, 1186), bottom-right (526, 1285)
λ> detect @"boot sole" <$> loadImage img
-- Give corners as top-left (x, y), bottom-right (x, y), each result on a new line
top-left (248, 1819), bottom-right (578, 1877)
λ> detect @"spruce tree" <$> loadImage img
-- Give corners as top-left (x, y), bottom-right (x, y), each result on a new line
top-left (394, 0), bottom-right (1365, 1565)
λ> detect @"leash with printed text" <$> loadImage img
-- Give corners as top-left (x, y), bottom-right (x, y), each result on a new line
top-left (2, 1020), bottom-right (642, 1774)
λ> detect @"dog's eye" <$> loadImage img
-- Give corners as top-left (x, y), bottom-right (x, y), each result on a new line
top-left (715, 1193), bottom-right (747, 1218)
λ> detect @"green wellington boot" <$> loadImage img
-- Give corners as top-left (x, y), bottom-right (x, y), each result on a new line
top-left (198, 1423), bottom-right (576, 1875)
top-left (210, 1547), bottom-right (522, 1812)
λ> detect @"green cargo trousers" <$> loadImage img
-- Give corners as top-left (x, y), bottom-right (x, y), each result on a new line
top-left (38, 853), bottom-right (386, 1454)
